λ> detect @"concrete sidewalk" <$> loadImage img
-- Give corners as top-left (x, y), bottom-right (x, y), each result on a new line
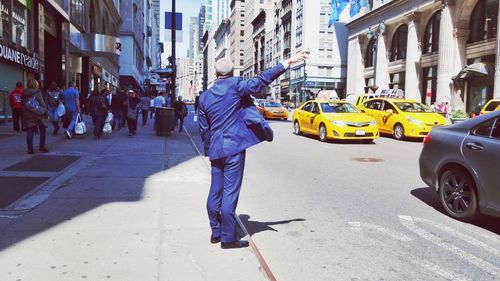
top-left (0, 115), bottom-right (268, 281)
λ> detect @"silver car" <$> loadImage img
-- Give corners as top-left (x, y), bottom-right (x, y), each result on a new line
top-left (419, 110), bottom-right (500, 221)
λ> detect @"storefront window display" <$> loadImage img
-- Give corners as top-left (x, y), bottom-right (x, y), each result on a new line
top-left (422, 66), bottom-right (437, 105)
top-left (466, 56), bottom-right (495, 113)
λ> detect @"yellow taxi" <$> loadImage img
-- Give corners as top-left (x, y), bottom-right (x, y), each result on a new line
top-left (257, 101), bottom-right (289, 120)
top-left (359, 98), bottom-right (446, 140)
top-left (292, 100), bottom-right (379, 142)
top-left (480, 99), bottom-right (500, 115)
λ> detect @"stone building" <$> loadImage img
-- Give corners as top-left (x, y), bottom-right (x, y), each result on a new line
top-left (346, 0), bottom-right (500, 113)
top-left (229, 0), bottom-right (245, 76)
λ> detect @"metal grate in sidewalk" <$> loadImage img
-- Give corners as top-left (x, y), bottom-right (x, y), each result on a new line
top-left (3, 155), bottom-right (81, 172)
top-left (0, 177), bottom-right (49, 208)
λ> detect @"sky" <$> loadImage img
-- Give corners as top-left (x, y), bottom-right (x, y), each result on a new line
top-left (160, 0), bottom-right (203, 65)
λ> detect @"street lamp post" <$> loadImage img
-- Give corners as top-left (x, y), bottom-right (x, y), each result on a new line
top-left (366, 22), bottom-right (385, 93)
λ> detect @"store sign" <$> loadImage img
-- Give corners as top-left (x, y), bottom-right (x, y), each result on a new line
top-left (92, 64), bottom-right (102, 76)
top-left (0, 41), bottom-right (39, 71)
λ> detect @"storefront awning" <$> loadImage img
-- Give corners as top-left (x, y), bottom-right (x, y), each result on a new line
top-left (453, 62), bottom-right (494, 80)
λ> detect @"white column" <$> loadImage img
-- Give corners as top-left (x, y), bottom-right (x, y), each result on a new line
top-left (404, 14), bottom-right (421, 101)
top-left (347, 36), bottom-right (365, 95)
top-left (451, 27), bottom-right (469, 110)
top-left (436, 2), bottom-right (455, 103)
top-left (375, 35), bottom-right (389, 90)
top-left (494, 2), bottom-right (500, 99)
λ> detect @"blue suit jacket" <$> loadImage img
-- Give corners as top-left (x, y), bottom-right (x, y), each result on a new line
top-left (199, 64), bottom-right (287, 160)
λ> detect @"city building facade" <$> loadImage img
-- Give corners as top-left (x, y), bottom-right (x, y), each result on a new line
top-left (289, 0), bottom-right (348, 105)
top-left (0, 0), bottom-right (121, 121)
top-left (119, 0), bottom-right (145, 91)
top-left (229, 0), bottom-right (245, 77)
top-left (346, 0), bottom-right (500, 113)
top-left (189, 16), bottom-right (198, 60)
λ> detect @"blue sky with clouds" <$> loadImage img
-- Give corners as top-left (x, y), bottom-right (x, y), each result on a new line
top-left (161, 0), bottom-right (203, 63)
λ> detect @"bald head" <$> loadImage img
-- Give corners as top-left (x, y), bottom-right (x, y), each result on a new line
top-left (215, 58), bottom-right (234, 77)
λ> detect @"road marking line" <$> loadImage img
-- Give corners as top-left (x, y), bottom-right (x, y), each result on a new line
top-left (409, 258), bottom-right (473, 281)
top-left (184, 125), bottom-right (277, 281)
top-left (348, 221), bottom-right (413, 242)
top-left (399, 215), bottom-right (500, 277)
top-left (411, 216), bottom-right (500, 259)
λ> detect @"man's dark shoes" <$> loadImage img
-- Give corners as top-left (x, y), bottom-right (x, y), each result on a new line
top-left (27, 150), bottom-right (34, 155)
top-left (210, 236), bottom-right (221, 244)
top-left (39, 148), bottom-right (49, 153)
top-left (221, 240), bottom-right (249, 249)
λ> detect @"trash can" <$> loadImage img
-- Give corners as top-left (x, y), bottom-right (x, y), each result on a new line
top-left (155, 107), bottom-right (175, 136)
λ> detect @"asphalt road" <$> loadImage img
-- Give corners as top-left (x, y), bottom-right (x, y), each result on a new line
top-left (185, 110), bottom-right (500, 281)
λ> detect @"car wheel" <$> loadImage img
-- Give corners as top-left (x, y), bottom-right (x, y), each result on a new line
top-left (439, 168), bottom-right (479, 222)
top-left (393, 123), bottom-right (405, 140)
top-left (319, 124), bottom-right (327, 142)
top-left (293, 121), bottom-right (302, 135)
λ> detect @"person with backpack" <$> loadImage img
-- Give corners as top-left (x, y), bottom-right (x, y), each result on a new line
top-left (9, 81), bottom-right (24, 132)
top-left (173, 95), bottom-right (187, 133)
top-left (46, 81), bottom-right (64, 135)
top-left (88, 88), bottom-right (108, 139)
top-left (22, 79), bottom-right (49, 154)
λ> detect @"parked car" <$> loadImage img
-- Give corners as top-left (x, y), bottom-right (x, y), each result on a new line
top-left (480, 99), bottom-right (500, 115)
top-left (257, 101), bottom-right (289, 120)
top-left (359, 98), bottom-right (446, 140)
top-left (292, 100), bottom-right (379, 143)
top-left (419, 110), bottom-right (500, 221)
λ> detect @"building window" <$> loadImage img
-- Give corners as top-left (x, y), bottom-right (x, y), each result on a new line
top-left (469, 0), bottom-right (499, 43)
top-left (365, 38), bottom-right (376, 68)
top-left (390, 24), bottom-right (407, 61)
top-left (390, 72), bottom-right (405, 91)
top-left (1, 0), bottom-right (12, 40)
top-left (422, 66), bottom-right (437, 105)
top-left (11, 0), bottom-right (30, 48)
top-left (423, 11), bottom-right (441, 54)
top-left (71, 0), bottom-right (86, 31)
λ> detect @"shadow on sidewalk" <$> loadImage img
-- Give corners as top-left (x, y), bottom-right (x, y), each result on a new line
top-left (238, 214), bottom-right (305, 236)
top-left (0, 119), bottom-right (200, 253)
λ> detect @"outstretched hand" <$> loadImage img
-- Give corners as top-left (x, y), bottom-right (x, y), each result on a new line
top-left (286, 50), bottom-right (309, 66)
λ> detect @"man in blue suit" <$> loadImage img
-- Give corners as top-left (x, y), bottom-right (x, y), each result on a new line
top-left (199, 51), bottom-right (308, 249)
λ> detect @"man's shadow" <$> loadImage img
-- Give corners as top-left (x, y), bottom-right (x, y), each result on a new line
top-left (237, 214), bottom-right (305, 238)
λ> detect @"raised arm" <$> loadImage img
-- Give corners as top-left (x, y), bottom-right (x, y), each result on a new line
top-left (236, 51), bottom-right (309, 97)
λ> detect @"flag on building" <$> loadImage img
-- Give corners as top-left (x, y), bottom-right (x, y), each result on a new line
top-left (328, 0), bottom-right (350, 27)
top-left (350, 0), bottom-right (368, 17)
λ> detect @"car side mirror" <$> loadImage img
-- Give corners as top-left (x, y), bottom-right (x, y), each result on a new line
top-left (385, 109), bottom-right (394, 115)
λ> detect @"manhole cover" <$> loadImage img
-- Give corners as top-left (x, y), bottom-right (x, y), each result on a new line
top-left (3, 155), bottom-right (81, 172)
top-left (352, 157), bottom-right (384, 163)
top-left (0, 176), bottom-right (49, 208)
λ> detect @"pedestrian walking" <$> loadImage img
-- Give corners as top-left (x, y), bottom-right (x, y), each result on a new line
top-left (194, 92), bottom-right (201, 113)
top-left (149, 94), bottom-right (155, 119)
top-left (22, 79), bottom-right (49, 154)
top-left (46, 81), bottom-right (64, 135)
top-left (199, 51), bottom-right (308, 249)
top-left (139, 93), bottom-right (152, 127)
top-left (153, 93), bottom-right (165, 108)
top-left (62, 82), bottom-right (81, 139)
top-left (173, 95), bottom-right (187, 132)
top-left (88, 88), bottom-right (108, 139)
top-left (126, 90), bottom-right (140, 136)
top-left (112, 88), bottom-right (127, 130)
top-left (9, 81), bottom-right (23, 132)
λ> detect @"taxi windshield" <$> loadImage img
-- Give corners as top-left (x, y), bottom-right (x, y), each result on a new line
top-left (265, 102), bottom-right (282, 108)
top-left (394, 102), bottom-right (432, 113)
top-left (321, 103), bottom-right (359, 113)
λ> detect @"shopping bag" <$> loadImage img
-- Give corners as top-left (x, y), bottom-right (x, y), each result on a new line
top-left (74, 114), bottom-right (87, 135)
top-left (103, 122), bottom-right (112, 134)
top-left (105, 112), bottom-right (114, 123)
top-left (56, 103), bottom-right (66, 117)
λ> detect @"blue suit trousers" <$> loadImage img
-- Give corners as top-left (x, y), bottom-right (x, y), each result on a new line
top-left (207, 150), bottom-right (246, 243)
